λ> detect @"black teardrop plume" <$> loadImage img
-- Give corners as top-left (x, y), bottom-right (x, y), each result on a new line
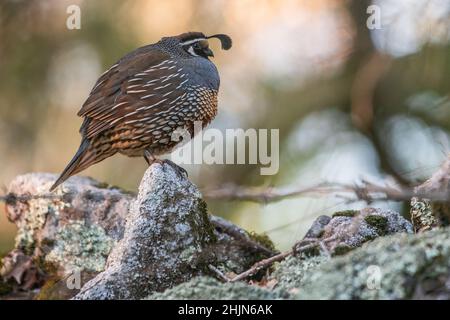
top-left (207, 34), bottom-right (232, 50)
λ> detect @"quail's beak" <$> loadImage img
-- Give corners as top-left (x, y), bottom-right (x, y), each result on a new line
top-left (204, 48), bottom-right (214, 58)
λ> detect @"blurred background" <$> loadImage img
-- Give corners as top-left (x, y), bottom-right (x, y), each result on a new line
top-left (0, 0), bottom-right (449, 252)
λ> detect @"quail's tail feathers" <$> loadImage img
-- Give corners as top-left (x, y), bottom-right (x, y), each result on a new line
top-left (49, 139), bottom-right (92, 191)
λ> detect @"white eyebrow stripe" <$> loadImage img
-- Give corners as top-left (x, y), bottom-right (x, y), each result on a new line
top-left (180, 38), bottom-right (206, 46)
top-left (187, 46), bottom-right (199, 57)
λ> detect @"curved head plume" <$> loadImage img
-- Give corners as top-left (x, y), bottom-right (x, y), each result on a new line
top-left (207, 34), bottom-right (232, 50)
top-left (175, 32), bottom-right (232, 59)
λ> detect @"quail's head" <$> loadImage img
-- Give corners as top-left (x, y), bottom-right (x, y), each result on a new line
top-left (159, 32), bottom-right (232, 60)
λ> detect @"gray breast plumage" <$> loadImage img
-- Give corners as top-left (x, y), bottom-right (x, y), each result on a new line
top-left (181, 57), bottom-right (220, 91)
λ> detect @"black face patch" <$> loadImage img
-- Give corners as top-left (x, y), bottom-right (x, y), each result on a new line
top-left (183, 39), bottom-right (214, 59)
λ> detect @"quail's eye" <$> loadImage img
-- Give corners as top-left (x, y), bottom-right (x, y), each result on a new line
top-left (184, 40), bottom-right (213, 58)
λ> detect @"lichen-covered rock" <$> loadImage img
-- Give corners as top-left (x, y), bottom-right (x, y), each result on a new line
top-left (45, 220), bottom-right (114, 273)
top-left (306, 208), bottom-right (413, 256)
top-left (73, 163), bottom-right (217, 300)
top-left (146, 277), bottom-right (285, 300)
top-left (269, 254), bottom-right (328, 294)
top-left (296, 227), bottom-right (450, 300)
top-left (410, 155), bottom-right (450, 232)
top-left (1, 170), bottom-right (274, 296)
top-left (3, 173), bottom-right (131, 277)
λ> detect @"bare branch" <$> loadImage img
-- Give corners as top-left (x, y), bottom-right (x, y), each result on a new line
top-left (203, 180), bottom-right (450, 204)
top-left (223, 235), bottom-right (337, 283)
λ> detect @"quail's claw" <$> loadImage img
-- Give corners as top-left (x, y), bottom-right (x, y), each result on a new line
top-left (162, 159), bottom-right (188, 178)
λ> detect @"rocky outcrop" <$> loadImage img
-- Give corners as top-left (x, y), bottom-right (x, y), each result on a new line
top-left (296, 227), bottom-right (450, 299)
top-left (2, 158), bottom-right (448, 300)
top-left (306, 208), bottom-right (413, 256)
top-left (73, 163), bottom-right (217, 299)
top-left (0, 165), bottom-right (275, 299)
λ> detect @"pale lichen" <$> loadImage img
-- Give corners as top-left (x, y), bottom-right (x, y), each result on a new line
top-left (269, 254), bottom-right (328, 293)
top-left (296, 227), bottom-right (450, 300)
top-left (45, 220), bottom-right (113, 274)
top-left (15, 187), bottom-right (68, 254)
top-left (146, 276), bottom-right (286, 300)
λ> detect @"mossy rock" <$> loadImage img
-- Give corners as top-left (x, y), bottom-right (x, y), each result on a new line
top-left (269, 254), bottom-right (328, 293)
top-left (364, 215), bottom-right (389, 235)
top-left (296, 227), bottom-right (450, 299)
top-left (332, 210), bottom-right (359, 218)
top-left (248, 231), bottom-right (276, 253)
top-left (146, 276), bottom-right (286, 300)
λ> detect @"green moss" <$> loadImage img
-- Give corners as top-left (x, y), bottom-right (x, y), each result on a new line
top-left (333, 244), bottom-right (353, 256)
top-left (196, 199), bottom-right (217, 244)
top-left (364, 215), bottom-right (389, 235)
top-left (94, 181), bottom-right (110, 189)
top-left (248, 231), bottom-right (276, 253)
top-left (332, 210), bottom-right (359, 218)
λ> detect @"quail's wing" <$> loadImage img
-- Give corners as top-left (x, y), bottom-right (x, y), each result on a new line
top-left (78, 48), bottom-right (187, 139)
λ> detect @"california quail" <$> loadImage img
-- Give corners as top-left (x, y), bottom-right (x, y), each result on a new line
top-left (50, 32), bottom-right (232, 191)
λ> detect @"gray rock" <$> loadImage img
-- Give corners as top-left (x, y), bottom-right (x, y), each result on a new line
top-left (73, 163), bottom-right (217, 299)
top-left (1, 168), bottom-right (274, 296)
top-left (269, 254), bottom-right (328, 294)
top-left (296, 227), bottom-right (450, 300)
top-left (303, 208), bottom-right (413, 256)
top-left (2, 173), bottom-right (130, 279)
top-left (146, 276), bottom-right (285, 300)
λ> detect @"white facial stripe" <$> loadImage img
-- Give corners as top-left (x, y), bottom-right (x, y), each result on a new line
top-left (187, 46), bottom-right (199, 56)
top-left (180, 38), bottom-right (206, 46)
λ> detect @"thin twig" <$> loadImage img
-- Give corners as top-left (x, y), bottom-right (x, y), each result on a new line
top-left (223, 235), bottom-right (337, 283)
top-left (208, 264), bottom-right (231, 283)
top-left (203, 180), bottom-right (450, 204)
top-left (0, 193), bottom-right (62, 203)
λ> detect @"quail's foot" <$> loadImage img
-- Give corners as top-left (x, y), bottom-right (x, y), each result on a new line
top-left (144, 150), bottom-right (188, 178)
